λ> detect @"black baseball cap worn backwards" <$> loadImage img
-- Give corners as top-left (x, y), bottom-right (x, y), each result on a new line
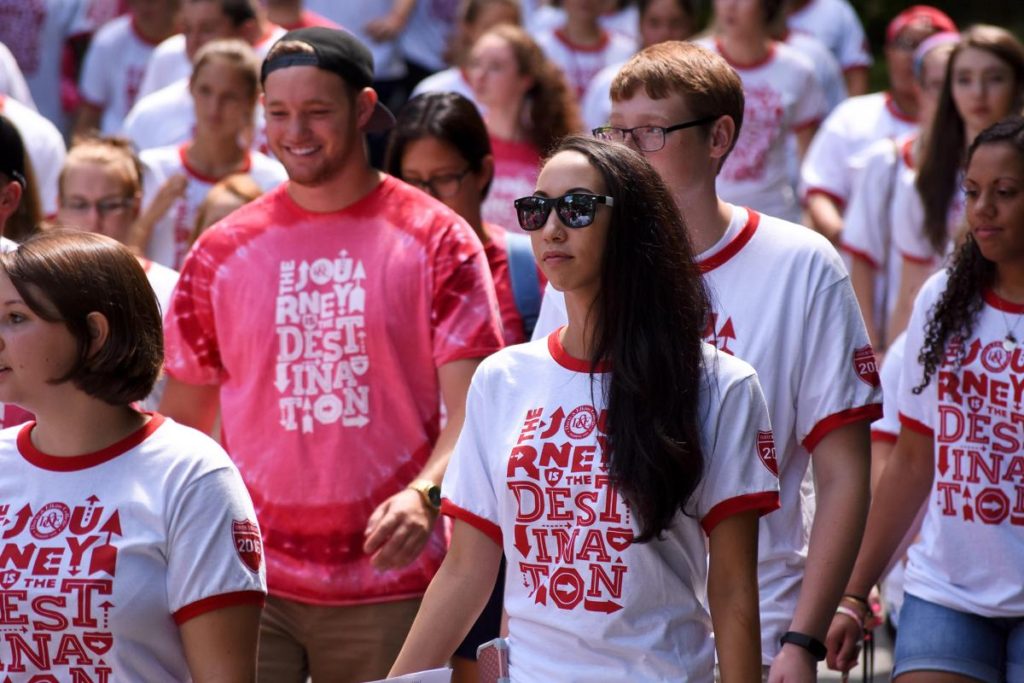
top-left (261, 26), bottom-right (396, 133)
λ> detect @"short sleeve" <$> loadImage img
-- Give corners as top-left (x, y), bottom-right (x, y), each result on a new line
top-left (77, 32), bottom-right (110, 108)
top-left (897, 276), bottom-right (940, 435)
top-left (841, 140), bottom-right (899, 269)
top-left (800, 112), bottom-right (851, 205)
top-left (697, 368), bottom-right (780, 535)
top-left (872, 332), bottom-right (905, 442)
top-left (836, 4), bottom-right (871, 70)
top-left (441, 369), bottom-right (502, 546)
top-left (531, 283), bottom-right (568, 341)
top-left (167, 466), bottom-right (267, 624)
top-left (34, 130), bottom-right (67, 218)
top-left (430, 223), bottom-right (504, 366)
top-left (796, 260), bottom-right (883, 451)
top-left (0, 44), bottom-right (36, 110)
top-left (792, 56), bottom-right (828, 132)
top-left (581, 67), bottom-right (613, 131)
top-left (890, 174), bottom-right (935, 265)
top-left (163, 236), bottom-right (227, 386)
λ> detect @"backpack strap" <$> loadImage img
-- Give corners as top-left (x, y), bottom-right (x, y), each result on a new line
top-left (504, 232), bottom-right (541, 339)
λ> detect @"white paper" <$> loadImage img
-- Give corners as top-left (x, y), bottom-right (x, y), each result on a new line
top-left (364, 667), bottom-right (451, 683)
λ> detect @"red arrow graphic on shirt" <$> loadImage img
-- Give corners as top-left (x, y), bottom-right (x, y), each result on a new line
top-left (539, 407), bottom-right (565, 439)
top-left (89, 511), bottom-right (122, 576)
top-left (584, 598), bottom-right (623, 614)
top-left (514, 524), bottom-right (531, 558)
top-left (274, 364), bottom-right (290, 393)
top-left (938, 446), bottom-right (949, 477)
top-left (1, 505), bottom-right (31, 539)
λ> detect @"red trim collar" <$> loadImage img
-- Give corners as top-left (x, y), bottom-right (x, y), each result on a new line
top-left (714, 37), bottom-right (776, 70)
top-left (19, 413), bottom-right (165, 471)
top-left (699, 208), bottom-right (760, 273)
top-left (554, 28), bottom-right (610, 53)
top-left (179, 143), bottom-right (252, 184)
top-left (984, 289), bottom-right (1024, 314)
top-left (884, 92), bottom-right (916, 124)
top-left (548, 327), bottom-right (610, 373)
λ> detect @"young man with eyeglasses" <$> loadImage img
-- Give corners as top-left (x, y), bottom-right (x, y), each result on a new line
top-left (800, 5), bottom-right (956, 243)
top-left (534, 40), bottom-right (881, 681)
top-left (159, 27), bottom-right (504, 682)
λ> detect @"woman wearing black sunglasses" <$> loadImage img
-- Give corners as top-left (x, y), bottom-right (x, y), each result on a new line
top-left (390, 136), bottom-right (779, 682)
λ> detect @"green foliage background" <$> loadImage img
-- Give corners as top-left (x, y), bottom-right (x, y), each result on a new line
top-left (854, 1), bottom-right (1024, 89)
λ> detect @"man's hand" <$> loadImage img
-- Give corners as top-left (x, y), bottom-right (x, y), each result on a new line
top-left (767, 643), bottom-right (817, 683)
top-left (363, 488), bottom-right (438, 571)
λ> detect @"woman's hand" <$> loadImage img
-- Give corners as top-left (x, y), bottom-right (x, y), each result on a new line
top-left (825, 608), bottom-right (864, 673)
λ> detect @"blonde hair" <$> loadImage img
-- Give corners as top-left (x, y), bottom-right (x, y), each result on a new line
top-left (60, 135), bottom-right (142, 198)
top-left (191, 38), bottom-right (262, 100)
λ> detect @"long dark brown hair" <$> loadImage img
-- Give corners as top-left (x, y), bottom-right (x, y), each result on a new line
top-left (916, 25), bottom-right (1024, 255)
top-left (552, 136), bottom-right (711, 542)
top-left (914, 116), bottom-right (1024, 392)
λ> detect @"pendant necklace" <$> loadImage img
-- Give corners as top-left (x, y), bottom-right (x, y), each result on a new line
top-left (997, 302), bottom-right (1022, 352)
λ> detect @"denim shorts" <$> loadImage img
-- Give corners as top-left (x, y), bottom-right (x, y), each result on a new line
top-left (893, 592), bottom-right (1024, 682)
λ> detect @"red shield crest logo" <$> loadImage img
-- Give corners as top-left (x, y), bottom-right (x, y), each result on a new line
top-left (232, 519), bottom-right (263, 573)
top-left (756, 430), bottom-right (778, 477)
top-left (852, 346), bottom-right (880, 387)
top-left (0, 570), bottom-right (19, 589)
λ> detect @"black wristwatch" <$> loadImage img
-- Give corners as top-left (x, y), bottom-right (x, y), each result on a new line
top-left (779, 631), bottom-right (827, 661)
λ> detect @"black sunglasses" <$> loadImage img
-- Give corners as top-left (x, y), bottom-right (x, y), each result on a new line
top-left (513, 193), bottom-right (615, 232)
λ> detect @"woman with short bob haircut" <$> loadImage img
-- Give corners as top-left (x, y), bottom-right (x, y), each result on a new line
top-left (0, 230), bottom-right (266, 681)
top-left (389, 137), bottom-right (779, 681)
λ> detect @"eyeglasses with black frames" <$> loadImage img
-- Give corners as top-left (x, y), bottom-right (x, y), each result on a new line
top-left (405, 168), bottom-right (473, 199)
top-left (592, 115), bottom-right (718, 152)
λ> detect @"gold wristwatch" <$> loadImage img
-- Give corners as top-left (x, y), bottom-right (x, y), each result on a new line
top-left (408, 478), bottom-right (442, 512)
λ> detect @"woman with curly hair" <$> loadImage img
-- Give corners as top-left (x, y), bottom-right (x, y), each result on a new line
top-left (467, 23), bottom-right (581, 232)
top-left (827, 116), bottom-right (1024, 681)
top-left (888, 24), bottom-right (1024, 340)
top-left (388, 137), bottom-right (779, 681)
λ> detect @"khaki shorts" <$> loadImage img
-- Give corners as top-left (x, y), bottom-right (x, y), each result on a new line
top-left (257, 594), bottom-right (421, 683)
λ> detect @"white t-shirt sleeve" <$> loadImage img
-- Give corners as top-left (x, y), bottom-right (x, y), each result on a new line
top-left (896, 272), bottom-right (944, 435)
top-left (890, 175), bottom-right (935, 264)
top-left (32, 125), bottom-right (66, 218)
top-left (581, 63), bottom-right (617, 131)
top-left (441, 367), bottom-right (502, 544)
top-left (792, 54), bottom-right (828, 131)
top-left (531, 283), bottom-right (568, 341)
top-left (77, 26), bottom-right (111, 109)
top-left (0, 42), bottom-right (36, 110)
top-left (795, 260), bottom-right (882, 451)
top-left (835, 1), bottom-right (872, 71)
top-left (841, 139), bottom-right (899, 269)
top-left (167, 464), bottom-right (267, 624)
top-left (872, 332), bottom-right (905, 442)
top-left (799, 107), bottom-right (853, 204)
top-left (696, 363), bottom-right (780, 534)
